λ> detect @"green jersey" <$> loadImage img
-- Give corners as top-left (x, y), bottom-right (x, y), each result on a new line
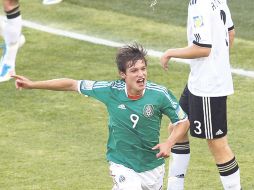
top-left (79, 80), bottom-right (187, 172)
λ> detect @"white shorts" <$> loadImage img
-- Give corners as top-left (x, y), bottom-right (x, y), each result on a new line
top-left (109, 162), bottom-right (165, 190)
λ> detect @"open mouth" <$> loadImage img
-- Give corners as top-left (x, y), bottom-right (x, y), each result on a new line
top-left (137, 78), bottom-right (145, 86)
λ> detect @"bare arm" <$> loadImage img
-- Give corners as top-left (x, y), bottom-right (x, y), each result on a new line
top-left (152, 119), bottom-right (190, 158)
top-left (229, 29), bottom-right (235, 48)
top-left (12, 75), bottom-right (78, 92)
top-left (161, 44), bottom-right (211, 70)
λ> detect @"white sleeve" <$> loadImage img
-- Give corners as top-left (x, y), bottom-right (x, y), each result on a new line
top-left (224, 4), bottom-right (234, 30)
top-left (77, 80), bottom-right (82, 94)
top-left (189, 1), bottom-right (212, 47)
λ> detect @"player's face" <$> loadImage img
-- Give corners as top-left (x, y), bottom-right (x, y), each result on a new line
top-left (120, 59), bottom-right (147, 96)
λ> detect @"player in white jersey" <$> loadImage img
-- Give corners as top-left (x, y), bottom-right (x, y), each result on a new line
top-left (0, 0), bottom-right (25, 82)
top-left (161, 0), bottom-right (241, 189)
top-left (12, 43), bottom-right (190, 190)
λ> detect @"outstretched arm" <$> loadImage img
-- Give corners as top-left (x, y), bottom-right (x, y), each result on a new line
top-left (12, 75), bottom-right (78, 92)
top-left (152, 119), bottom-right (190, 158)
top-left (161, 44), bottom-right (211, 70)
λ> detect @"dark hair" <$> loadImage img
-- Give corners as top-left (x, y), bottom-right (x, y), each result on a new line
top-left (116, 43), bottom-right (147, 73)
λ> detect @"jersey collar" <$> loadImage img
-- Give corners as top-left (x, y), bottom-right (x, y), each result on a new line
top-left (124, 83), bottom-right (146, 100)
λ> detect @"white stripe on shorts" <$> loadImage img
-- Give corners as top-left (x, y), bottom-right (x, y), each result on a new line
top-left (202, 97), bottom-right (213, 139)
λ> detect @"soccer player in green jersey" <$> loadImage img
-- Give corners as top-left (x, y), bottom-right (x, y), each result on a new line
top-left (13, 43), bottom-right (189, 190)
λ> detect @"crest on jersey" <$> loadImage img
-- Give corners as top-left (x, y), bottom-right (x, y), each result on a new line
top-left (193, 16), bottom-right (204, 28)
top-left (143, 104), bottom-right (154, 118)
top-left (118, 175), bottom-right (126, 183)
top-left (81, 80), bottom-right (95, 90)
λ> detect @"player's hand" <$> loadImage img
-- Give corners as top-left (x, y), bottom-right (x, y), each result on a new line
top-left (160, 51), bottom-right (172, 71)
top-left (152, 141), bottom-right (172, 158)
top-left (11, 75), bottom-right (32, 90)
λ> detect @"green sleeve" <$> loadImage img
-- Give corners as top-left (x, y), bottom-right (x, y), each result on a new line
top-left (79, 80), bottom-right (111, 105)
top-left (161, 89), bottom-right (187, 124)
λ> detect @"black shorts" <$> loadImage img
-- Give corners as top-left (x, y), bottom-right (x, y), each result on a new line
top-left (180, 85), bottom-right (227, 139)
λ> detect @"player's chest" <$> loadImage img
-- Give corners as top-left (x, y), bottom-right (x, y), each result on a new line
top-left (107, 98), bottom-right (162, 121)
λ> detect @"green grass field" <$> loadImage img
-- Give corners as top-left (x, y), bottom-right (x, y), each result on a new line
top-left (0, 1), bottom-right (253, 189)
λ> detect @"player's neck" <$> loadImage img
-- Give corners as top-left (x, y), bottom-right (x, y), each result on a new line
top-left (126, 89), bottom-right (145, 100)
top-left (125, 85), bottom-right (145, 100)
top-left (128, 93), bottom-right (142, 100)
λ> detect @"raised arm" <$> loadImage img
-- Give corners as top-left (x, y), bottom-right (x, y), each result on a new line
top-left (161, 44), bottom-right (211, 70)
top-left (12, 75), bottom-right (78, 92)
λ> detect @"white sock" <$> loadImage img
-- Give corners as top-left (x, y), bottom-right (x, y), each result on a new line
top-left (220, 169), bottom-right (241, 190)
top-left (217, 157), bottom-right (241, 190)
top-left (0, 19), bottom-right (4, 37)
top-left (167, 142), bottom-right (190, 190)
top-left (1, 11), bottom-right (22, 71)
top-left (4, 16), bottom-right (22, 45)
top-left (1, 42), bottom-right (19, 69)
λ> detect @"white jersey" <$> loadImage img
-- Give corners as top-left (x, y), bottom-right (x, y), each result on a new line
top-left (187, 0), bottom-right (234, 97)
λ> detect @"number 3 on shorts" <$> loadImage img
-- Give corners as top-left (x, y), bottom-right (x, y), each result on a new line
top-left (130, 114), bottom-right (139, 129)
top-left (194, 120), bottom-right (202, 135)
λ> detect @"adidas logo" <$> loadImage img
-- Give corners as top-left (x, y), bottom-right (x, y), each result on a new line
top-left (176, 174), bottom-right (185, 178)
top-left (216, 129), bottom-right (223, 136)
top-left (118, 104), bottom-right (126, 110)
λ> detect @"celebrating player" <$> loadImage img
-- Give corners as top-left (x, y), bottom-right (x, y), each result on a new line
top-left (161, 0), bottom-right (240, 189)
top-left (0, 0), bottom-right (25, 82)
top-left (13, 43), bottom-right (189, 190)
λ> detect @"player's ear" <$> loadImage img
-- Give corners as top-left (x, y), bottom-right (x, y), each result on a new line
top-left (119, 71), bottom-right (126, 80)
